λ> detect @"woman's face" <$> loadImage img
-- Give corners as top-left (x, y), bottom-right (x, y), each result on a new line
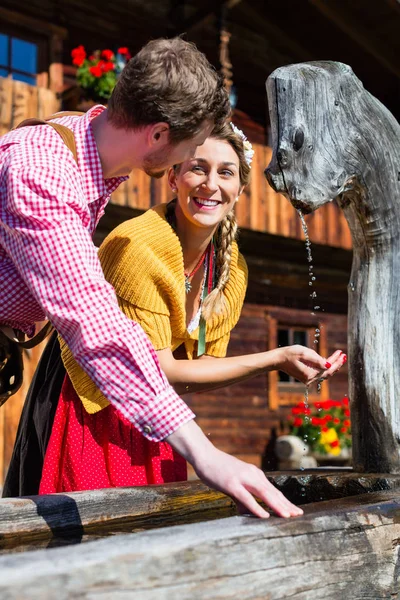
top-left (169, 137), bottom-right (243, 231)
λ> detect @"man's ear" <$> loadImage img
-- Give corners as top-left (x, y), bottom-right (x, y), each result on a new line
top-left (147, 122), bottom-right (170, 148)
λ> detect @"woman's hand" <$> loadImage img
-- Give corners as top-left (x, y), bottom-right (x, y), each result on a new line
top-left (275, 346), bottom-right (345, 386)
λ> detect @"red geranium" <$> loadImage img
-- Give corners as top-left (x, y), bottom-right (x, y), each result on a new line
top-left (288, 396), bottom-right (352, 455)
top-left (71, 45), bottom-right (86, 67)
top-left (71, 45), bottom-right (130, 102)
top-left (118, 47), bottom-right (131, 59)
top-left (101, 49), bottom-right (114, 61)
top-left (89, 65), bottom-right (102, 78)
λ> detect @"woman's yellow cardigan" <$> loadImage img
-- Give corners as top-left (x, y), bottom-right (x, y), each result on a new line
top-left (60, 204), bottom-right (248, 413)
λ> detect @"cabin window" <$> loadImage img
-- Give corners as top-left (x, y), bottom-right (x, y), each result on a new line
top-left (0, 33), bottom-right (38, 85)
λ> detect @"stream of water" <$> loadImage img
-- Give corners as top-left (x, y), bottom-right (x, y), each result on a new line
top-left (297, 210), bottom-right (324, 453)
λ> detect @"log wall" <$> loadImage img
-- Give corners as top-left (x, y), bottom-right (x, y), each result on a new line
top-left (188, 304), bottom-right (348, 469)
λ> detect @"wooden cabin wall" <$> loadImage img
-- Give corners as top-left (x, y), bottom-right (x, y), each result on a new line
top-left (186, 304), bottom-right (348, 471)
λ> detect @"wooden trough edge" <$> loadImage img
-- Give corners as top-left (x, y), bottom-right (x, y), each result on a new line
top-left (0, 490), bottom-right (399, 599)
top-left (1, 470), bottom-right (400, 549)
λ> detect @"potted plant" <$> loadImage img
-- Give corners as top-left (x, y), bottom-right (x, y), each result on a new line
top-left (287, 397), bottom-right (352, 460)
top-left (71, 45), bottom-right (131, 107)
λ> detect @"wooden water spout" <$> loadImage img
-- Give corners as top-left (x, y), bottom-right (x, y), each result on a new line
top-left (265, 62), bottom-right (400, 473)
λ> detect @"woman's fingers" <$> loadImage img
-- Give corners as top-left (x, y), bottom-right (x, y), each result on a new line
top-left (316, 350), bottom-right (347, 380)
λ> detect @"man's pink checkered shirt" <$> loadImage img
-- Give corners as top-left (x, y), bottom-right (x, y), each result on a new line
top-left (0, 106), bottom-right (195, 441)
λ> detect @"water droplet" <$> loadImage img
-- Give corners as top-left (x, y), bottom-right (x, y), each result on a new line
top-left (309, 282), bottom-right (313, 286)
top-left (311, 277), bottom-right (316, 281)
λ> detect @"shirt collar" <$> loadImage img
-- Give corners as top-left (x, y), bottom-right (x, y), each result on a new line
top-left (73, 105), bottom-right (128, 203)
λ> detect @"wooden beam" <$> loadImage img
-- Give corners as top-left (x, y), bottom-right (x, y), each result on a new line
top-left (309, 0), bottom-right (400, 78)
top-left (265, 60), bottom-right (400, 472)
top-left (1, 491), bottom-right (400, 598)
top-left (1, 472), bottom-right (400, 550)
top-left (0, 7), bottom-right (67, 39)
top-left (232, 2), bottom-right (314, 63)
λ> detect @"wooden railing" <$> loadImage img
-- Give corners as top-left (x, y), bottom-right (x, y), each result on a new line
top-left (0, 77), bottom-right (60, 135)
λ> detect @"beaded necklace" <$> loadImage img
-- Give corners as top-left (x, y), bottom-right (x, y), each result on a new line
top-left (184, 245), bottom-right (209, 294)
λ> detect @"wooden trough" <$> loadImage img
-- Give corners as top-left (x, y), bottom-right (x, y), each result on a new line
top-left (0, 471), bottom-right (399, 598)
top-left (0, 485), bottom-right (399, 598)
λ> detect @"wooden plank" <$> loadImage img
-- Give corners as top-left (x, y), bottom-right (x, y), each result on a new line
top-left (0, 77), bottom-right (13, 135)
top-left (0, 472), bottom-right (399, 546)
top-left (37, 86), bottom-right (60, 118)
top-left (0, 490), bottom-right (400, 598)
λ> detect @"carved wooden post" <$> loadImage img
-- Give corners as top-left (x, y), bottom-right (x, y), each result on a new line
top-left (265, 62), bottom-right (400, 472)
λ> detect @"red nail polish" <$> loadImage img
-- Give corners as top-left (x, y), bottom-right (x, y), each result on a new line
top-left (325, 362), bottom-right (331, 368)
top-left (342, 355), bottom-right (347, 363)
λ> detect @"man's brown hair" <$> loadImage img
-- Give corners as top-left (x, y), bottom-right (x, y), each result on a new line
top-left (107, 37), bottom-right (230, 143)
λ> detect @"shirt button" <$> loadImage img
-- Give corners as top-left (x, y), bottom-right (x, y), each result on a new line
top-left (143, 425), bottom-right (152, 434)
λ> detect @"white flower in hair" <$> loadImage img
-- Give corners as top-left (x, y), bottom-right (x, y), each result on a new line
top-left (230, 122), bottom-right (254, 166)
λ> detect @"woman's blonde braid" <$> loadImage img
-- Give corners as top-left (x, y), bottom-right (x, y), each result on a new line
top-left (202, 210), bottom-right (238, 321)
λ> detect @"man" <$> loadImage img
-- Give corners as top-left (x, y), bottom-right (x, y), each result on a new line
top-left (0, 37), bottom-right (302, 518)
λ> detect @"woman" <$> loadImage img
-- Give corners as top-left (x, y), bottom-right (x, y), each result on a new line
top-left (6, 122), bottom-right (344, 516)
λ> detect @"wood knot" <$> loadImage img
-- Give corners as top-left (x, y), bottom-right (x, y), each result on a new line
top-left (277, 148), bottom-right (290, 167)
top-left (293, 128), bottom-right (304, 152)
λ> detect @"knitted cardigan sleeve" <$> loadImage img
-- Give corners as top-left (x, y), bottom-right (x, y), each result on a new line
top-left (205, 331), bottom-right (231, 357)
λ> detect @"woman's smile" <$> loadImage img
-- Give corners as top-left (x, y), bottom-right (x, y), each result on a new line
top-left (192, 196), bottom-right (221, 210)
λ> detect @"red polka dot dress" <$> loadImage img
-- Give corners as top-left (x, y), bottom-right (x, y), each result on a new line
top-left (39, 375), bottom-right (187, 494)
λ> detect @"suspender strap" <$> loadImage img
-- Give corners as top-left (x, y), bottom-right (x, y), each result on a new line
top-left (13, 111), bottom-right (84, 166)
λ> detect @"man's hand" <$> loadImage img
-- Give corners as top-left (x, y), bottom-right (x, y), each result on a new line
top-left (167, 420), bottom-right (303, 519)
top-left (193, 446), bottom-right (303, 518)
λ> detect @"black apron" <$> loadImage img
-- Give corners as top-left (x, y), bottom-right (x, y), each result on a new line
top-left (2, 331), bottom-right (64, 497)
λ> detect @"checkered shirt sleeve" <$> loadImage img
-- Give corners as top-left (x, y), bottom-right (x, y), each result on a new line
top-left (1, 144), bottom-right (194, 441)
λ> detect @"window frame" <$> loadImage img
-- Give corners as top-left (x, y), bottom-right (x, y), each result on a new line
top-left (0, 7), bottom-right (66, 91)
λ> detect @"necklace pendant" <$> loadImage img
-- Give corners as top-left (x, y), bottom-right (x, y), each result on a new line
top-left (185, 277), bottom-right (192, 294)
